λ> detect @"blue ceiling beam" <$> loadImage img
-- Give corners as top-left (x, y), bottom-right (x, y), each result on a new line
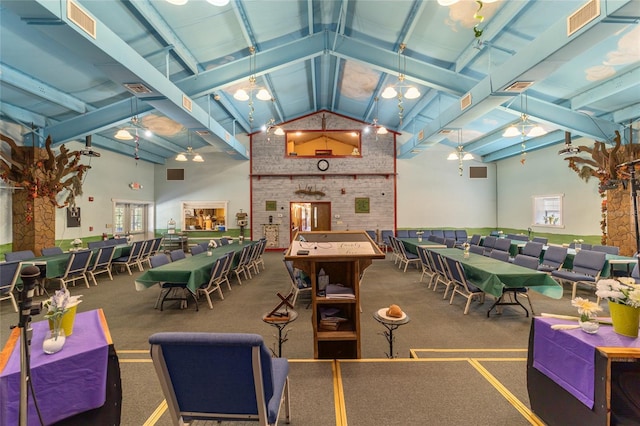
top-left (178, 32), bottom-right (327, 99)
top-left (483, 130), bottom-right (569, 162)
top-left (0, 63), bottom-right (88, 114)
top-left (613, 103), bottom-right (640, 123)
top-left (127, 0), bottom-right (200, 76)
top-left (331, 33), bottom-right (477, 96)
top-left (0, 102), bottom-right (47, 129)
top-left (414, 0), bottom-right (631, 149)
top-left (571, 65), bottom-right (640, 110)
top-left (455, 1), bottom-right (530, 73)
top-left (27, 0), bottom-right (247, 159)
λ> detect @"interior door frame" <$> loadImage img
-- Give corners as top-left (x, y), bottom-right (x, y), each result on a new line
top-left (289, 201), bottom-right (332, 240)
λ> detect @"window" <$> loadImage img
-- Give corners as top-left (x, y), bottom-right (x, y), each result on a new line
top-left (533, 194), bottom-right (563, 226)
top-left (114, 202), bottom-right (148, 235)
top-left (286, 131), bottom-right (361, 157)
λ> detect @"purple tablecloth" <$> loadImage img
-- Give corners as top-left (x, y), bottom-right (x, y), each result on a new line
top-left (0, 309), bottom-right (110, 425)
top-left (533, 317), bottom-right (640, 409)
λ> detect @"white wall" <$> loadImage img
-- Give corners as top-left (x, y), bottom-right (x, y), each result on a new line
top-left (496, 138), bottom-right (601, 235)
top-left (153, 153), bottom-right (250, 232)
top-left (396, 143), bottom-right (497, 228)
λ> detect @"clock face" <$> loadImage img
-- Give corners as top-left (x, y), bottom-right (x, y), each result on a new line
top-left (317, 159), bottom-right (329, 171)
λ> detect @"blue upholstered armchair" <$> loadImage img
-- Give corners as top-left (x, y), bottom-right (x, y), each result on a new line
top-left (149, 332), bottom-right (290, 426)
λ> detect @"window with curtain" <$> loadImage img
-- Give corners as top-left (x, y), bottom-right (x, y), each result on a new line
top-left (533, 195), bottom-right (563, 226)
top-left (114, 203), bottom-right (147, 235)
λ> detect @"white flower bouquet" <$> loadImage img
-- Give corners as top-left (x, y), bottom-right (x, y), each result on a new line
top-left (596, 278), bottom-right (640, 308)
top-left (72, 238), bottom-right (82, 248)
top-left (43, 288), bottom-right (82, 325)
top-left (208, 239), bottom-right (217, 249)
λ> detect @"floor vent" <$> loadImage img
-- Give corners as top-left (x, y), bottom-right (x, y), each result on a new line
top-left (460, 92), bottom-right (472, 111)
top-left (182, 95), bottom-right (193, 112)
top-left (567, 0), bottom-right (600, 37)
top-left (67, 0), bottom-right (96, 39)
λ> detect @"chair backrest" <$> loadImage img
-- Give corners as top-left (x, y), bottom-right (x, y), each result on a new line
top-left (431, 230), bottom-right (444, 239)
top-left (149, 332), bottom-right (277, 421)
top-left (0, 261), bottom-right (22, 290)
top-left (632, 261), bottom-right (639, 281)
top-left (220, 251), bottom-right (236, 277)
top-left (591, 245), bottom-right (620, 255)
top-left (150, 237), bottom-right (164, 255)
top-left (417, 246), bottom-right (430, 267)
top-left (572, 250), bottom-right (606, 277)
top-left (150, 253), bottom-right (171, 268)
top-left (87, 241), bottom-right (105, 249)
top-left (170, 249), bottom-right (186, 262)
top-left (469, 234), bottom-right (482, 246)
top-left (443, 230), bottom-right (456, 240)
top-left (379, 230), bottom-right (393, 245)
top-left (513, 254), bottom-right (540, 270)
top-left (521, 242), bottom-right (543, 258)
top-left (511, 234), bottom-right (529, 241)
top-left (444, 238), bottom-right (456, 248)
top-left (127, 240), bottom-right (146, 260)
top-left (493, 238), bottom-right (512, 252)
top-left (5, 250), bottom-right (35, 262)
top-left (237, 244), bottom-right (253, 266)
top-left (191, 245), bottom-right (205, 255)
top-left (64, 250), bottom-right (93, 276)
top-left (569, 242), bottom-right (592, 250)
top-left (482, 236), bottom-right (497, 249)
top-left (90, 245), bottom-right (116, 271)
top-left (113, 237), bottom-right (128, 245)
top-left (443, 256), bottom-right (469, 289)
top-left (532, 237), bottom-right (548, 245)
top-left (540, 246), bottom-right (568, 268)
top-left (490, 250), bottom-right (509, 262)
top-left (220, 238), bottom-right (230, 245)
top-left (454, 230), bottom-right (468, 242)
top-left (41, 247), bottom-right (64, 256)
top-left (469, 244), bottom-right (484, 255)
top-left (396, 230), bottom-right (409, 238)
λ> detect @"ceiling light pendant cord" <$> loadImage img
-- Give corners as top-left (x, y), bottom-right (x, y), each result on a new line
top-left (520, 94), bottom-right (527, 165)
top-left (458, 129), bottom-right (464, 176)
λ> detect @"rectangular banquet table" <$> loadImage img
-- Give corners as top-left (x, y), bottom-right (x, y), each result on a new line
top-left (427, 247), bottom-right (563, 299)
top-left (0, 309), bottom-right (121, 425)
top-left (134, 243), bottom-right (244, 293)
top-left (528, 316), bottom-right (640, 425)
top-left (32, 244), bottom-right (131, 278)
top-left (398, 238), bottom-right (447, 254)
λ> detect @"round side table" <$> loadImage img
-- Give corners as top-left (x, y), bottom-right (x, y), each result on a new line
top-left (262, 310), bottom-right (298, 357)
top-left (373, 308), bottom-right (410, 358)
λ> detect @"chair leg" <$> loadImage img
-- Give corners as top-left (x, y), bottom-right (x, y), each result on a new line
top-left (571, 282), bottom-right (577, 300)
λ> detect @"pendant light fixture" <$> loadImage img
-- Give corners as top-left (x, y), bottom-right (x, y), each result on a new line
top-left (502, 93), bottom-right (547, 164)
top-left (381, 44), bottom-right (421, 126)
top-left (447, 129), bottom-right (473, 176)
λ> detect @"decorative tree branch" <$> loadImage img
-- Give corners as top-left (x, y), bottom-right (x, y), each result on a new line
top-left (0, 134), bottom-right (90, 208)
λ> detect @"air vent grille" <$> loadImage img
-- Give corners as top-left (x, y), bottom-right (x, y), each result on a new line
top-left (182, 95), bottom-right (193, 112)
top-left (195, 130), bottom-right (210, 136)
top-left (439, 129), bottom-right (453, 134)
top-left (123, 83), bottom-right (152, 94)
top-left (503, 81), bottom-right (534, 93)
top-left (567, 0), bottom-right (600, 37)
top-left (460, 93), bottom-right (472, 110)
top-left (67, 0), bottom-right (96, 39)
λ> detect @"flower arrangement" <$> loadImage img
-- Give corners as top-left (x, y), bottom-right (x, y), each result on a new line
top-left (208, 239), bottom-right (217, 249)
top-left (416, 231), bottom-right (424, 236)
top-left (43, 288), bottom-right (82, 331)
top-left (72, 238), bottom-right (82, 249)
top-left (573, 239), bottom-right (584, 244)
top-left (596, 279), bottom-right (640, 308)
top-left (571, 297), bottom-right (602, 322)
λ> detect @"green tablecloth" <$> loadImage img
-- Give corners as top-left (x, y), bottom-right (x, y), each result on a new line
top-left (134, 244), bottom-right (244, 293)
top-left (35, 244), bottom-right (131, 278)
top-left (400, 238), bottom-right (447, 255)
top-left (428, 248), bottom-right (563, 299)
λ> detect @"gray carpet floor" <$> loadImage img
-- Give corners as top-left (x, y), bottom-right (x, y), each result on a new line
top-left (1, 250), bottom-right (598, 425)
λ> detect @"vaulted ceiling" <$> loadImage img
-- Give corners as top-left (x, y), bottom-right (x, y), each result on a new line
top-left (1, 0), bottom-right (638, 164)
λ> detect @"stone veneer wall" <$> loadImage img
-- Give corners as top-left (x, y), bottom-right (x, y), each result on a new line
top-left (251, 112), bottom-right (396, 249)
top-left (606, 187), bottom-right (637, 256)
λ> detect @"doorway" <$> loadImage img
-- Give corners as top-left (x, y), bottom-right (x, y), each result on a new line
top-left (290, 202), bottom-right (331, 238)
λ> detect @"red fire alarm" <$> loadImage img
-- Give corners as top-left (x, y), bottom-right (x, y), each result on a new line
top-left (88, 196), bottom-right (94, 202)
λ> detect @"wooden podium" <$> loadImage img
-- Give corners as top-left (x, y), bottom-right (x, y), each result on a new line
top-left (284, 230), bottom-right (385, 359)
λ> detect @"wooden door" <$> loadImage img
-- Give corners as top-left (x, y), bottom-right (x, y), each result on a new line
top-left (311, 202), bottom-right (331, 231)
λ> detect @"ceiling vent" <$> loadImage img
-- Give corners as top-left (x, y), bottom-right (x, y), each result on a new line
top-left (195, 130), bottom-right (210, 136)
top-left (567, 0), bottom-right (600, 37)
top-left (123, 83), bottom-right (152, 94)
top-left (182, 95), bottom-right (193, 112)
top-left (67, 0), bottom-right (96, 39)
top-left (439, 129), bottom-right (453, 134)
top-left (503, 81), bottom-right (534, 93)
top-left (460, 93), bottom-right (472, 111)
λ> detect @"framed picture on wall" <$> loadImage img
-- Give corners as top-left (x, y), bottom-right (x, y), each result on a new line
top-left (266, 201), bottom-right (277, 211)
top-left (355, 197), bottom-right (370, 214)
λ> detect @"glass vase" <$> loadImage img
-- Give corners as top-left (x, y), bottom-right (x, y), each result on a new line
top-left (43, 327), bottom-right (66, 354)
top-left (578, 313), bottom-right (600, 334)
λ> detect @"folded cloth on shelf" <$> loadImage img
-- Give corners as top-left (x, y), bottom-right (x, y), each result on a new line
top-left (325, 283), bottom-right (355, 298)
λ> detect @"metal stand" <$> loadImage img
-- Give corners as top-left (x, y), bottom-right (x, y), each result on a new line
top-left (263, 310), bottom-right (298, 357)
top-left (487, 288), bottom-right (529, 317)
top-left (373, 311), bottom-right (410, 358)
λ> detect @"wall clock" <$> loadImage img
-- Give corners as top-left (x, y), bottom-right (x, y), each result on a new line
top-left (317, 159), bottom-right (329, 171)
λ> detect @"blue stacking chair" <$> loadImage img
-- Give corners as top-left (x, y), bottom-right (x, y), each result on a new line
top-left (551, 250), bottom-right (606, 299)
top-left (41, 247), bottom-right (63, 256)
top-left (149, 332), bottom-right (290, 425)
